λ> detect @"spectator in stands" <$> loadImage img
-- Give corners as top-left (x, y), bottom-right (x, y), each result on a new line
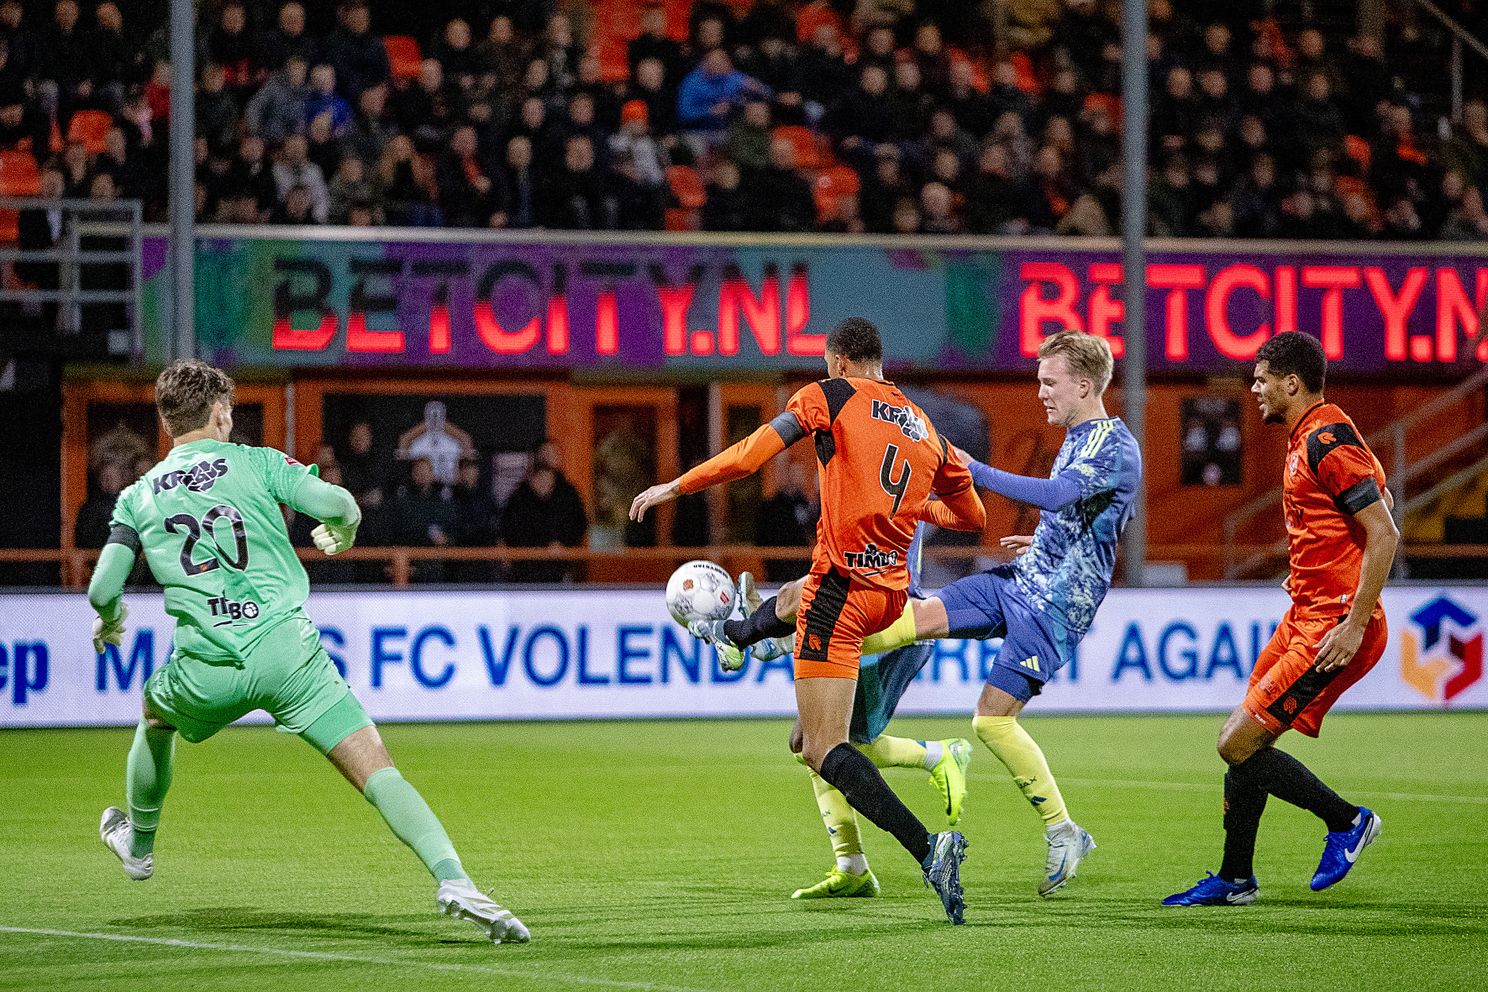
top-left (478, 15), bottom-right (527, 93)
top-left (629, 3), bottom-right (682, 84)
top-left (726, 97), bottom-right (771, 172)
top-left (1444, 100), bottom-right (1488, 193)
top-left (227, 134), bottom-right (278, 217)
top-left (0, 93), bottom-right (48, 162)
top-left (208, 1), bottom-right (261, 96)
top-left (322, 0), bottom-right (389, 100)
top-left (196, 63), bottom-right (241, 151)
top-left (610, 99), bottom-right (666, 189)
top-left (306, 110), bottom-right (342, 178)
top-left (436, 124), bottom-right (495, 227)
top-left (495, 133), bottom-right (538, 228)
top-left (919, 181), bottom-right (961, 233)
top-left (391, 456), bottom-right (456, 583)
top-left (966, 142), bottom-right (1037, 235)
top-left (433, 18), bottom-right (481, 90)
top-left (826, 63), bottom-right (893, 158)
top-left (345, 82), bottom-right (396, 164)
top-left (59, 136), bottom-right (90, 196)
top-left (862, 142), bottom-right (912, 232)
top-left (755, 459), bottom-right (816, 581)
top-left (89, 2), bottom-right (134, 109)
top-left (34, 0), bottom-right (88, 129)
top-left (701, 158), bottom-right (748, 231)
top-left (501, 442), bottom-right (587, 583)
top-left (739, 134), bottom-right (814, 231)
top-left (74, 459), bottom-right (130, 549)
top-left (17, 164), bottom-right (64, 327)
top-left (263, 1), bottom-right (317, 70)
top-left (542, 135), bottom-right (614, 228)
top-left (273, 133), bottom-right (329, 223)
top-left (245, 55), bottom-right (309, 144)
top-left (0, 1), bottom-right (37, 82)
top-left (624, 56), bottom-right (677, 140)
top-left (270, 181), bottom-right (317, 224)
top-left (395, 58), bottom-right (460, 140)
top-left (305, 64), bottom-right (352, 136)
top-left (328, 155), bottom-right (375, 224)
top-left (676, 48), bottom-right (767, 145)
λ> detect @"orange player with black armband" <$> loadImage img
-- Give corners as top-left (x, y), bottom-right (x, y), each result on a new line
top-left (1166, 331), bottom-right (1399, 907)
top-left (630, 317), bottom-right (986, 924)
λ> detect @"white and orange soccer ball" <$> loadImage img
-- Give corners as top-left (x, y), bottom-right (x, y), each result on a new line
top-left (665, 560), bottom-right (736, 629)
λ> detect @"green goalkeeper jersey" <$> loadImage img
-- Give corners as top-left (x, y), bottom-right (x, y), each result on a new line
top-left (109, 439), bottom-right (318, 662)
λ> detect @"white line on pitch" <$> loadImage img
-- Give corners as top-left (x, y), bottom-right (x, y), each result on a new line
top-left (1057, 777), bottom-right (1488, 805)
top-left (0, 926), bottom-right (717, 992)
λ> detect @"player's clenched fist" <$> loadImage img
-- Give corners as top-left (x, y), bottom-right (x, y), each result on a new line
top-left (92, 603), bottom-right (128, 654)
top-left (629, 481), bottom-right (680, 522)
top-left (312, 521), bottom-right (358, 556)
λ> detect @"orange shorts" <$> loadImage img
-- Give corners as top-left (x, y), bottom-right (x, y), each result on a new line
top-left (794, 568), bottom-right (908, 680)
top-left (1243, 609), bottom-right (1387, 738)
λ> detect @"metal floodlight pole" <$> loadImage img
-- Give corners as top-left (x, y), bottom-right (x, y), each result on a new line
top-left (169, 0), bottom-right (195, 360)
top-left (1120, 0), bottom-right (1149, 587)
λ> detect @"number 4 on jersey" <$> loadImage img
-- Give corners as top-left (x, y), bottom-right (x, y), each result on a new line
top-left (880, 444), bottom-right (911, 515)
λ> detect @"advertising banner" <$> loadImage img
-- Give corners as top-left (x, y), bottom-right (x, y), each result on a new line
top-left (133, 232), bottom-right (1488, 375)
top-left (2, 585), bottom-right (1483, 729)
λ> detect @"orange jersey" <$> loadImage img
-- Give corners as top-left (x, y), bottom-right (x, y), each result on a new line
top-left (1282, 401), bottom-right (1388, 619)
top-left (679, 377), bottom-right (982, 591)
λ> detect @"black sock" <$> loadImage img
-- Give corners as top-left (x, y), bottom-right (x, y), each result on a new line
top-left (723, 596), bottom-right (795, 647)
top-left (1219, 768), bottom-right (1268, 881)
top-left (819, 742), bottom-right (932, 864)
top-left (1233, 748), bottom-right (1358, 833)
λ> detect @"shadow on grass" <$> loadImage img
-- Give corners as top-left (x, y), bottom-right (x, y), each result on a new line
top-left (110, 908), bottom-right (446, 944)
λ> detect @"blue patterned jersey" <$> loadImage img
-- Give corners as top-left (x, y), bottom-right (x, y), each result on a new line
top-left (1011, 417), bottom-right (1141, 637)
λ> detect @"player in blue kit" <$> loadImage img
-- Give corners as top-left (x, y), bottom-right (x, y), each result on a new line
top-left (705, 331), bottom-right (1141, 896)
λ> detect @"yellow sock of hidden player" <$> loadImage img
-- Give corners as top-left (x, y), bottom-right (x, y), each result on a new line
top-left (860, 604), bottom-right (917, 656)
top-left (793, 769), bottom-right (879, 899)
top-left (972, 715), bottom-right (1068, 826)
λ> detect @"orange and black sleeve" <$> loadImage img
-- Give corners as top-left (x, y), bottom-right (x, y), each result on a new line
top-left (1307, 423), bottom-right (1383, 515)
top-left (676, 383), bottom-right (827, 495)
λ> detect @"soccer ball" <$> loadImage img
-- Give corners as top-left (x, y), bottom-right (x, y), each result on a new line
top-left (665, 560), bottom-right (737, 628)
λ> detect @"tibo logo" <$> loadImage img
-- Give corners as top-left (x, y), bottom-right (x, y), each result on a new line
top-left (1401, 595), bottom-right (1483, 705)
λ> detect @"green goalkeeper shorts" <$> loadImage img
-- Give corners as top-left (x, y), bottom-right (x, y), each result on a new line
top-left (144, 611), bottom-right (371, 751)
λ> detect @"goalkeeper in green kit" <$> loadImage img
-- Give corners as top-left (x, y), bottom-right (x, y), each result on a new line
top-left (88, 359), bottom-right (528, 944)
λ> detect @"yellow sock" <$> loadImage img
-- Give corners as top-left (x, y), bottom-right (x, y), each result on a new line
top-left (807, 768), bottom-right (865, 868)
top-left (861, 603), bottom-right (916, 655)
top-left (972, 715), bottom-right (1069, 827)
top-left (856, 734), bottom-right (928, 769)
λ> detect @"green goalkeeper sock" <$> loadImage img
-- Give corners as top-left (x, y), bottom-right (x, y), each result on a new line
top-left (126, 722), bottom-right (175, 858)
top-left (363, 767), bottom-right (468, 883)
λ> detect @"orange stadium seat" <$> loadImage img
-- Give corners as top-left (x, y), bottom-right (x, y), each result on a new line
top-left (384, 35), bottom-right (423, 81)
top-left (814, 164), bottom-right (859, 220)
top-left (67, 110), bottom-right (112, 155)
top-left (772, 125), bottom-right (825, 171)
top-left (0, 151), bottom-right (41, 196)
top-left (666, 165), bottom-right (705, 210)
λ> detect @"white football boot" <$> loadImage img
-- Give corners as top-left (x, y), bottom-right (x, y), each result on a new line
top-left (436, 879), bottom-right (531, 944)
top-left (99, 807), bottom-right (153, 880)
top-left (1039, 819), bottom-right (1096, 896)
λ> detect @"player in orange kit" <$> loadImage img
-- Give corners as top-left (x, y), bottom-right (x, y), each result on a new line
top-left (630, 317), bottom-right (985, 924)
top-left (1166, 332), bottom-right (1398, 907)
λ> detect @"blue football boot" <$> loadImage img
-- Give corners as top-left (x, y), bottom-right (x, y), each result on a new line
top-left (1162, 872), bottom-right (1259, 906)
top-left (1310, 807), bottom-right (1382, 891)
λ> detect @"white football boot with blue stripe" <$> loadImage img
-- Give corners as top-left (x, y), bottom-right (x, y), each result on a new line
top-left (1039, 820), bottom-right (1096, 896)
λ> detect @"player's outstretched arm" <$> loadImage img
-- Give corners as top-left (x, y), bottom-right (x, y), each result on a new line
top-left (957, 449), bottom-right (1081, 512)
top-left (290, 474), bottom-right (363, 556)
top-left (630, 419), bottom-right (791, 522)
top-left (88, 540), bottom-right (135, 652)
top-left (1314, 497), bottom-right (1399, 672)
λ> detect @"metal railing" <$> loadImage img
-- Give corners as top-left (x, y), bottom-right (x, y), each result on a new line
top-left (1410, 0), bottom-right (1488, 123)
top-left (1222, 364), bottom-right (1488, 579)
top-left (0, 197), bottom-right (143, 352)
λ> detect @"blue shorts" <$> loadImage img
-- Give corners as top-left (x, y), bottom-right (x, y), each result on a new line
top-left (936, 564), bottom-right (1069, 703)
top-left (850, 642), bottom-right (933, 744)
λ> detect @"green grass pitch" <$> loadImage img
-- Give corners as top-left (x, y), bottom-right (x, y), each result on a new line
top-left (1, 712), bottom-right (1485, 992)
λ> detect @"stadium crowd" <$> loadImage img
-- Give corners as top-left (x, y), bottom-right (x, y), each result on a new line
top-left (0, 0), bottom-right (1485, 239)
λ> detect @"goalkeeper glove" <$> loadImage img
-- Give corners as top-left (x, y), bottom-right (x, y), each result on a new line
top-left (92, 603), bottom-right (128, 654)
top-left (312, 521), bottom-right (358, 556)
